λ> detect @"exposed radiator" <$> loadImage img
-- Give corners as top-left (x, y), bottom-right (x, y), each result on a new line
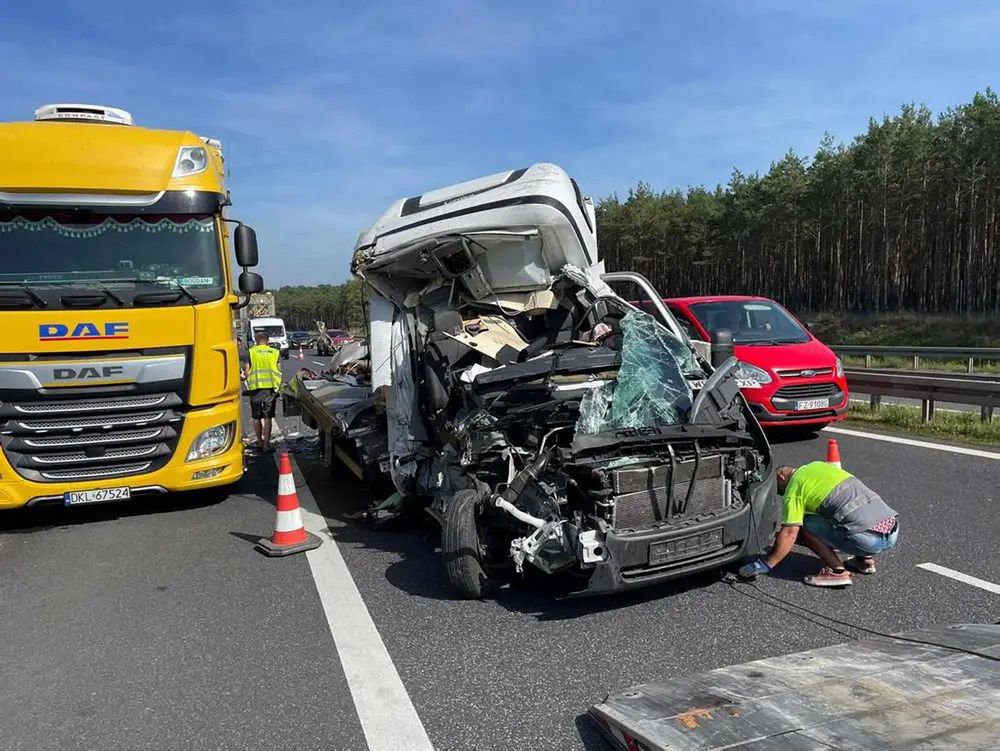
top-left (602, 454), bottom-right (730, 531)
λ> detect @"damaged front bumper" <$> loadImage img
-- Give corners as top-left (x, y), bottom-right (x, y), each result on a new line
top-left (574, 470), bottom-right (778, 595)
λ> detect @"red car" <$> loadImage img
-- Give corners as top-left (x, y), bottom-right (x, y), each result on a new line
top-left (664, 296), bottom-right (848, 428)
top-left (317, 328), bottom-right (355, 356)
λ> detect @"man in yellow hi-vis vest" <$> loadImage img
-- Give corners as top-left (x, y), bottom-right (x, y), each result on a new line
top-left (242, 332), bottom-right (283, 453)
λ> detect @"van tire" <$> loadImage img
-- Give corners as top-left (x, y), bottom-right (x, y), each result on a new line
top-left (442, 490), bottom-right (496, 599)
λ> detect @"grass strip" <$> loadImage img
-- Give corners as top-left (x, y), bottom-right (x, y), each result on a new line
top-left (841, 355), bottom-right (1000, 373)
top-left (846, 402), bottom-right (1000, 447)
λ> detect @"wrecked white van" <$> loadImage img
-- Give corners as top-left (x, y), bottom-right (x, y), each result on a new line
top-left (290, 164), bottom-right (779, 598)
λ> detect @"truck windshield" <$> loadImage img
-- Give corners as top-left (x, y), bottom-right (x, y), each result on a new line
top-left (0, 214), bottom-right (223, 292)
top-left (688, 300), bottom-right (809, 344)
top-left (253, 326), bottom-right (285, 337)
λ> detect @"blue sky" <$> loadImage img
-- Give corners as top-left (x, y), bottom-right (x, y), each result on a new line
top-left (3, 1), bottom-right (999, 287)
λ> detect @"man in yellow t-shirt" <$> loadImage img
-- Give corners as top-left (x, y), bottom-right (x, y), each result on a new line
top-left (739, 462), bottom-right (899, 588)
top-left (242, 332), bottom-right (282, 453)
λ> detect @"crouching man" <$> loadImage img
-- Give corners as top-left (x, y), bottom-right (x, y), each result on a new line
top-left (739, 462), bottom-right (899, 587)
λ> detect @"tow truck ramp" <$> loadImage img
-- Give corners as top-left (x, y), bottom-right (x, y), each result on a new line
top-left (589, 623), bottom-right (1000, 749)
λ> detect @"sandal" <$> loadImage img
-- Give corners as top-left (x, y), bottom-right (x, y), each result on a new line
top-left (804, 566), bottom-right (853, 588)
top-left (845, 556), bottom-right (877, 575)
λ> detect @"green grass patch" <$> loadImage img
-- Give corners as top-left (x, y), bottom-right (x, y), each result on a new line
top-left (842, 355), bottom-right (1000, 374)
top-left (846, 402), bottom-right (1000, 446)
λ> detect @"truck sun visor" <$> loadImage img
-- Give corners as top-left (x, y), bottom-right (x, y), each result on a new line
top-left (442, 315), bottom-right (529, 365)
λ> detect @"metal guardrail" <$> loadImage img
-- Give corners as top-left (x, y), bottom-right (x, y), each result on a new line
top-left (849, 368), bottom-right (1000, 382)
top-left (845, 368), bottom-right (1000, 422)
top-left (833, 345), bottom-right (1000, 373)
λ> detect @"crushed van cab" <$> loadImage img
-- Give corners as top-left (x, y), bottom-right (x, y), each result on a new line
top-left (290, 164), bottom-right (779, 597)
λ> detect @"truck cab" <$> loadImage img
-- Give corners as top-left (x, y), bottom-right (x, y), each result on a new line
top-left (0, 104), bottom-right (263, 509)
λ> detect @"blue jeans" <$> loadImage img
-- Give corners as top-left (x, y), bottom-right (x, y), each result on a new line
top-left (802, 514), bottom-right (899, 557)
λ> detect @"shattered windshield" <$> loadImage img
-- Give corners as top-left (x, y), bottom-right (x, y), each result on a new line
top-left (577, 310), bottom-right (695, 433)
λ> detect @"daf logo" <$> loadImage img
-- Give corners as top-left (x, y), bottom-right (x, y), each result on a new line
top-left (39, 322), bottom-right (129, 341)
top-left (53, 365), bottom-right (126, 381)
top-left (800, 369), bottom-right (816, 377)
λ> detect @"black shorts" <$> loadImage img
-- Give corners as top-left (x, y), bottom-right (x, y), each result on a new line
top-left (249, 389), bottom-right (278, 419)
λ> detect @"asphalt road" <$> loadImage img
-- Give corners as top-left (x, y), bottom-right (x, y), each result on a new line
top-left (2, 352), bottom-right (998, 750)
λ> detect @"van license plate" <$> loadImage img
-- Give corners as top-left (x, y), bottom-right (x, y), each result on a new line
top-left (649, 528), bottom-right (723, 566)
top-left (796, 398), bottom-right (829, 411)
top-left (64, 487), bottom-right (131, 506)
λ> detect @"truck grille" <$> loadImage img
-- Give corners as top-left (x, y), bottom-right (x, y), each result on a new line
top-left (774, 367), bottom-right (833, 378)
top-left (773, 382), bottom-right (841, 399)
top-left (0, 392), bottom-right (184, 483)
top-left (11, 394), bottom-right (168, 414)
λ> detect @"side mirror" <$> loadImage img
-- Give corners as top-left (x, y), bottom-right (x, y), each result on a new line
top-left (710, 328), bottom-right (735, 368)
top-left (238, 271), bottom-right (264, 294)
top-left (234, 225), bottom-right (259, 267)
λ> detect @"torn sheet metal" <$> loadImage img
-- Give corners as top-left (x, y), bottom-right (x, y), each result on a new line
top-left (589, 623), bottom-right (1000, 751)
top-left (368, 294), bottom-right (395, 389)
top-left (386, 310), bottom-right (418, 492)
top-left (329, 340), bottom-right (368, 370)
top-left (562, 262), bottom-right (614, 297)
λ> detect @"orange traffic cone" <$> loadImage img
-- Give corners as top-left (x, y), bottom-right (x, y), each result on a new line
top-left (297, 346), bottom-right (304, 360)
top-left (826, 438), bottom-right (842, 469)
top-left (257, 452), bottom-right (322, 556)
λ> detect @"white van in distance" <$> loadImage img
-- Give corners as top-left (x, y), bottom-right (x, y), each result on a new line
top-left (248, 316), bottom-right (289, 360)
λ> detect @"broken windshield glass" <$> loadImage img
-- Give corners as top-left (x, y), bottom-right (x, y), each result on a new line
top-left (576, 310), bottom-right (694, 433)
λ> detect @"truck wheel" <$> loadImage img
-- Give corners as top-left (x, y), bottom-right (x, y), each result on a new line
top-left (442, 490), bottom-right (497, 599)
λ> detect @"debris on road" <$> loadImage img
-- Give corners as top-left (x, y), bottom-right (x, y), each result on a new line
top-left (589, 623), bottom-right (1000, 750)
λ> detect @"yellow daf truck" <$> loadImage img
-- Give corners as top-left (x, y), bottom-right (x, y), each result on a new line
top-left (0, 103), bottom-right (263, 509)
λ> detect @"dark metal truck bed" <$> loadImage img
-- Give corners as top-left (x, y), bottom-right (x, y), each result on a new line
top-left (589, 623), bottom-right (1000, 749)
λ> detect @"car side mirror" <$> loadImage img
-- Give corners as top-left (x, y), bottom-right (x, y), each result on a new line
top-left (238, 271), bottom-right (264, 294)
top-left (234, 225), bottom-right (259, 267)
top-left (710, 328), bottom-right (735, 368)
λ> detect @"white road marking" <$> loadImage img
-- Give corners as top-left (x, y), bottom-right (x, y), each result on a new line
top-left (291, 462), bottom-right (433, 751)
top-left (824, 426), bottom-right (1000, 460)
top-left (312, 360), bottom-right (327, 366)
top-left (916, 563), bottom-right (1000, 595)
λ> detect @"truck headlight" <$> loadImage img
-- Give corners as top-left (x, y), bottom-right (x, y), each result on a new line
top-left (734, 362), bottom-right (773, 385)
top-left (835, 358), bottom-right (845, 378)
top-left (172, 146), bottom-right (208, 177)
top-left (186, 422), bottom-right (235, 462)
